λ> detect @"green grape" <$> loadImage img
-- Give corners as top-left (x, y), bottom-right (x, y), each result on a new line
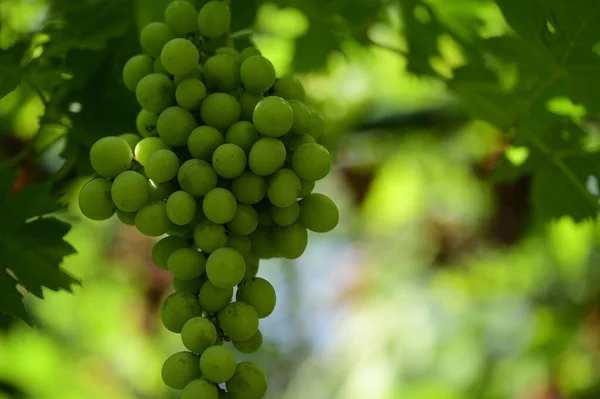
top-left (225, 121), bottom-right (259, 154)
top-left (236, 277), bottom-right (276, 318)
top-left (117, 209), bottom-right (136, 225)
top-left (152, 236), bottom-right (189, 270)
top-left (248, 138), bottom-right (286, 176)
top-left (200, 346), bottom-right (237, 384)
top-left (136, 109), bottom-right (158, 137)
top-left (267, 168), bottom-right (301, 208)
top-left (249, 228), bottom-right (278, 259)
top-left (181, 317), bottom-right (217, 353)
top-left (244, 254), bottom-right (260, 279)
top-left (166, 191), bottom-right (196, 225)
top-left (148, 179), bottom-right (176, 201)
top-left (174, 67), bottom-right (203, 86)
top-left (239, 47), bottom-right (261, 63)
top-left (181, 379), bottom-right (218, 399)
top-left (298, 179), bottom-right (315, 197)
top-left (122, 54), bottom-right (153, 92)
top-left (153, 56), bottom-right (169, 75)
top-left (161, 38), bottom-right (200, 76)
top-left (197, 1), bottom-right (230, 39)
top-left (134, 137), bottom-right (170, 166)
top-left (226, 204), bottom-right (259, 236)
top-left (288, 100), bottom-right (314, 136)
top-left (194, 220), bottom-right (228, 253)
top-left (168, 248), bottom-right (207, 280)
top-left (273, 222), bottom-right (308, 259)
top-left (187, 125), bottom-right (224, 161)
top-left (201, 93), bottom-right (241, 131)
top-left (271, 202), bottom-right (299, 226)
top-left (203, 54), bottom-right (241, 93)
top-left (136, 73), bottom-right (175, 113)
top-left (299, 193), bottom-right (339, 233)
top-left (292, 143), bottom-right (331, 181)
top-left (215, 47), bottom-right (240, 61)
top-left (145, 149), bottom-right (179, 183)
top-left (161, 351), bottom-right (201, 390)
top-left (240, 55), bottom-right (276, 94)
top-left (237, 91), bottom-right (263, 122)
top-left (225, 362), bottom-right (268, 399)
top-left (140, 22), bottom-right (175, 57)
top-left (173, 275), bottom-right (206, 293)
top-left (198, 280), bottom-right (233, 313)
top-left (307, 108), bottom-right (326, 141)
top-left (90, 136), bottom-right (132, 178)
top-left (206, 247), bottom-right (245, 289)
top-left (272, 75), bottom-right (305, 101)
top-left (78, 178), bottom-right (115, 221)
top-left (111, 171), bottom-right (150, 212)
top-left (231, 172), bottom-right (267, 204)
top-left (203, 188), bottom-right (237, 224)
top-left (212, 143), bottom-right (246, 179)
top-left (176, 78), bottom-right (207, 111)
top-left (226, 235), bottom-right (252, 258)
top-left (218, 302), bottom-right (258, 341)
top-left (165, 0), bottom-right (197, 37)
top-left (157, 106), bottom-right (198, 147)
top-left (118, 133), bottom-right (140, 151)
top-left (161, 291), bottom-right (202, 333)
top-left (178, 159), bottom-right (218, 197)
top-left (135, 201), bottom-right (171, 237)
top-left (232, 330), bottom-right (262, 354)
top-left (253, 96), bottom-right (294, 137)
top-left (168, 224), bottom-right (193, 237)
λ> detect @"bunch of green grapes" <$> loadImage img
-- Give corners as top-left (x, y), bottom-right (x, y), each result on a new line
top-left (78, 1), bottom-right (339, 397)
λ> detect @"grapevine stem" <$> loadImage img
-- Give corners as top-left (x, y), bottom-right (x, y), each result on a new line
top-left (230, 29), bottom-right (254, 40)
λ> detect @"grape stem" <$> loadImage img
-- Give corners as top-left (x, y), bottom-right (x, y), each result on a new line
top-left (230, 29), bottom-right (255, 41)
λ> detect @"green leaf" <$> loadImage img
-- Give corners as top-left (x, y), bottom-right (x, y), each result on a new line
top-left (337, 0), bottom-right (384, 44)
top-left (0, 43), bottom-right (27, 100)
top-left (0, 167), bottom-right (78, 324)
top-left (294, 21), bottom-right (340, 72)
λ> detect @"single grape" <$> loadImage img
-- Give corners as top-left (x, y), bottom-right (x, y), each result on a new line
top-left (272, 75), bottom-right (305, 101)
top-left (178, 159), bottom-right (218, 197)
top-left (271, 202), bottom-right (300, 226)
top-left (299, 193), bottom-right (339, 233)
top-left (145, 149), bottom-right (179, 183)
top-left (225, 362), bottom-right (268, 399)
top-left (215, 47), bottom-right (240, 61)
top-left (239, 47), bottom-right (261, 63)
top-left (292, 143), bottom-right (331, 181)
top-left (194, 220), bottom-right (228, 253)
top-left (136, 73), bottom-right (175, 113)
top-left (166, 190), bottom-right (196, 225)
top-left (249, 228), bottom-right (278, 259)
top-left (181, 317), bottom-right (217, 353)
top-left (187, 125), bottom-right (224, 161)
top-left (161, 38), bottom-right (200, 76)
top-left (201, 93), bottom-right (241, 131)
top-left (253, 96), bottom-right (294, 137)
top-left (288, 100), bottom-right (314, 136)
top-left (168, 248), bottom-right (207, 280)
top-left (116, 209), bottom-right (136, 225)
top-left (165, 0), bottom-right (197, 37)
top-left (135, 201), bottom-right (171, 237)
top-left (118, 133), bottom-right (140, 151)
top-left (197, 1), bottom-right (231, 39)
top-left (224, 121), bottom-right (259, 154)
top-left (206, 247), bottom-right (245, 289)
top-left (173, 275), bottom-right (206, 293)
top-left (181, 379), bottom-right (218, 399)
top-left (248, 137), bottom-right (286, 176)
top-left (236, 277), bottom-right (276, 318)
top-left (111, 171), bottom-right (150, 212)
top-left (232, 330), bottom-right (263, 354)
top-left (157, 106), bottom-right (198, 147)
top-left (134, 137), bottom-right (170, 166)
top-left (200, 346), bottom-right (236, 384)
top-left (240, 55), bottom-right (276, 94)
top-left (267, 168), bottom-right (301, 208)
top-left (152, 236), bottom-right (189, 270)
top-left (298, 179), bottom-right (315, 197)
top-left (203, 188), bottom-right (237, 224)
top-left (273, 222), bottom-right (308, 259)
top-left (122, 54), bottom-right (153, 92)
top-left (90, 136), bottom-right (132, 178)
top-left (212, 143), bottom-right (246, 179)
top-left (226, 204), bottom-right (259, 236)
top-left (161, 352), bottom-right (201, 390)
top-left (203, 54), bottom-right (241, 93)
top-left (148, 179), bottom-right (176, 201)
top-left (78, 178), bottom-right (115, 221)
top-left (140, 22), bottom-right (175, 57)
top-left (237, 91), bottom-right (264, 122)
top-left (136, 109), bottom-right (159, 138)
top-left (153, 56), bottom-right (169, 75)
top-left (226, 235), bottom-right (252, 258)
top-left (198, 280), bottom-right (233, 313)
top-left (231, 172), bottom-right (267, 204)
top-left (161, 291), bottom-right (202, 333)
top-left (218, 302), bottom-right (258, 341)
top-left (307, 108), bottom-right (326, 141)
top-left (176, 78), bottom-right (207, 111)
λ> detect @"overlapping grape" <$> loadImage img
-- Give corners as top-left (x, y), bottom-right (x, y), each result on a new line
top-left (78, 1), bottom-right (339, 397)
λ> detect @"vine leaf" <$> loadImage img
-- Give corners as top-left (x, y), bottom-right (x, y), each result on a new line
top-left (0, 43), bottom-right (28, 100)
top-left (0, 168), bottom-right (79, 324)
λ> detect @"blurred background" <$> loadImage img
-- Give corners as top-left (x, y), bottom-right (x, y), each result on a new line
top-left (2, 0), bottom-right (600, 398)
